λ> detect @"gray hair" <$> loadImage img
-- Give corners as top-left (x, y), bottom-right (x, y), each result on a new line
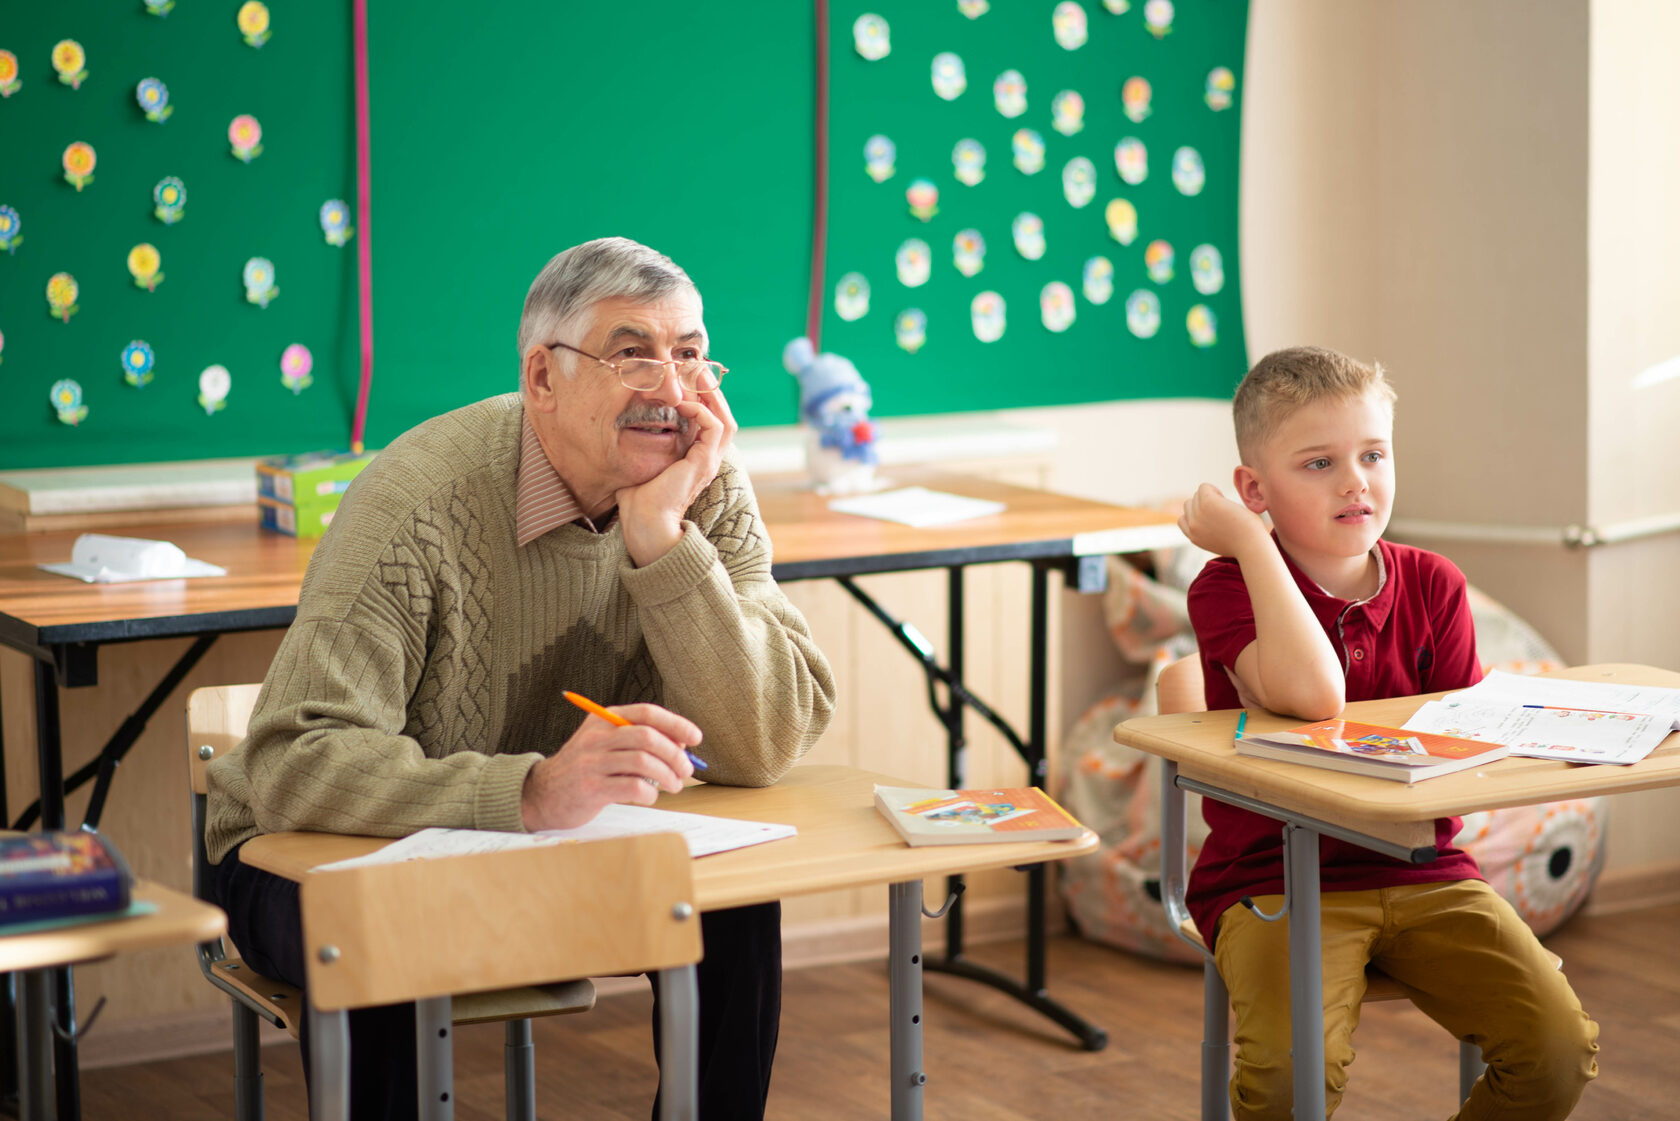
top-left (516, 237), bottom-right (698, 377)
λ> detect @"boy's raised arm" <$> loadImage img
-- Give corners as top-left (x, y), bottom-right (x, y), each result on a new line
top-left (1179, 483), bottom-right (1345, 720)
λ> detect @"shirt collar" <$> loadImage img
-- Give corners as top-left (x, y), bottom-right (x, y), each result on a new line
top-left (1278, 536), bottom-right (1396, 628)
top-left (515, 415), bottom-right (589, 546)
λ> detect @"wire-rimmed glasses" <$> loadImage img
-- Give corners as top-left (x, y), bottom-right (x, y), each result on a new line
top-left (548, 341), bottom-right (727, 393)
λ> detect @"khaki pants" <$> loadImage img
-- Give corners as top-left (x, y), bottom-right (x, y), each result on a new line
top-left (1212, 879), bottom-right (1598, 1120)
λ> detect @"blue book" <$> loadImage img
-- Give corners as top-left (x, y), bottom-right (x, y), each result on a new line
top-left (0, 831), bottom-right (133, 928)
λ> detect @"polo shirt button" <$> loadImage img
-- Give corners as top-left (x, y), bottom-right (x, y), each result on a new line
top-left (1353, 648), bottom-right (1365, 660)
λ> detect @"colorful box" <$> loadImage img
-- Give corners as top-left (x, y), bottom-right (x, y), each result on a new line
top-left (255, 450), bottom-right (375, 538)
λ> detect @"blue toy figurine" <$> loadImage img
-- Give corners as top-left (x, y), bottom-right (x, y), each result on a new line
top-left (783, 337), bottom-right (879, 494)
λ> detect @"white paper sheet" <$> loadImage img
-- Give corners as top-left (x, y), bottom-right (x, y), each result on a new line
top-left (39, 533), bottom-right (227, 583)
top-left (316, 804), bottom-right (797, 872)
top-left (826, 486), bottom-right (1006, 528)
top-left (1402, 697), bottom-right (1671, 765)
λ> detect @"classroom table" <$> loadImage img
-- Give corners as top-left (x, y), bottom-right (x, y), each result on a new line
top-left (0, 470), bottom-right (1181, 1060)
top-left (240, 763), bottom-right (1100, 1121)
top-left (1114, 663), bottom-right (1680, 1120)
top-left (0, 881), bottom-right (226, 1121)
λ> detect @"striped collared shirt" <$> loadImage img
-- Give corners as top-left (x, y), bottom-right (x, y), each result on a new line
top-left (514, 416), bottom-right (608, 544)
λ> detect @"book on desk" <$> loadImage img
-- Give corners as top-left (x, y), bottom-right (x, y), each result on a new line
top-left (1236, 719), bottom-right (1509, 783)
top-left (0, 831), bottom-right (133, 928)
top-left (873, 784), bottom-right (1086, 845)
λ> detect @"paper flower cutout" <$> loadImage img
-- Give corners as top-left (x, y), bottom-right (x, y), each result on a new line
top-left (0, 328), bottom-right (6, 365)
top-left (319, 199), bottom-right (353, 246)
top-left (1063, 157), bottom-right (1096, 208)
top-left (62, 142), bottom-right (97, 191)
top-left (1126, 290), bottom-right (1161, 338)
top-left (238, 2), bottom-right (272, 48)
top-left (895, 309), bottom-right (927, 354)
top-left (1122, 77), bottom-right (1152, 123)
top-left (229, 115), bottom-right (264, 162)
top-left (1144, 0), bottom-right (1174, 38)
top-left (1206, 66), bottom-right (1236, 111)
top-left (1115, 137), bottom-right (1148, 185)
top-left (971, 292), bottom-right (1006, 343)
top-left (863, 135), bottom-right (896, 183)
top-left (1051, 90), bottom-right (1084, 137)
top-left (953, 229), bottom-right (985, 278)
top-left (1012, 212), bottom-right (1046, 261)
top-left (906, 178), bottom-right (938, 222)
top-left (0, 205), bottom-right (21, 253)
top-left (992, 70), bottom-right (1027, 118)
top-left (243, 257), bottom-right (279, 307)
top-left (1145, 239), bottom-right (1175, 284)
top-left (1041, 281), bottom-right (1077, 333)
top-left (51, 379), bottom-right (88, 426)
top-left (0, 50), bottom-right (20, 97)
top-left (952, 139), bottom-right (986, 186)
top-left (895, 239), bottom-right (930, 288)
top-left (52, 40), bottom-right (87, 89)
top-left (145, 0), bottom-right (176, 16)
top-left (199, 365), bottom-right (231, 415)
top-left (931, 52), bottom-right (966, 101)
top-left (154, 177), bottom-right (186, 224)
top-left (128, 243), bottom-right (164, 291)
top-left (1104, 0), bottom-right (1132, 11)
top-left (834, 273), bottom-right (870, 322)
top-left (852, 14), bottom-right (889, 60)
top-left (1052, 2), bottom-right (1089, 50)
top-left (46, 273), bottom-right (78, 322)
top-left (1190, 244), bottom-right (1225, 295)
top-left (137, 78), bottom-right (173, 123)
top-left (958, 0), bottom-right (989, 16)
top-left (1083, 256), bottom-right (1115, 305)
top-left (1187, 305), bottom-right (1218, 348)
top-left (281, 344), bottom-right (314, 393)
top-left (122, 341), bottom-right (155, 387)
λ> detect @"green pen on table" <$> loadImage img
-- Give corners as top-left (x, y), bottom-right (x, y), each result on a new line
top-left (1234, 710), bottom-right (1247, 740)
top-left (562, 690), bottom-right (708, 770)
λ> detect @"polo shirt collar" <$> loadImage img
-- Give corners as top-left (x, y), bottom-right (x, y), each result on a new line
top-left (515, 415), bottom-right (607, 545)
top-left (1277, 536), bottom-right (1396, 629)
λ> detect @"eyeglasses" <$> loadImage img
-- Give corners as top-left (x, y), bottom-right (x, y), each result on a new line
top-left (547, 341), bottom-right (727, 393)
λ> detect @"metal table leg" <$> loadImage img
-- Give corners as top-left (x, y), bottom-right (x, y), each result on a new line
top-left (1283, 824), bottom-right (1325, 1120)
top-left (888, 880), bottom-right (925, 1121)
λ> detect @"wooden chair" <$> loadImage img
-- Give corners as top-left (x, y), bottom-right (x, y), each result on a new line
top-left (1153, 654), bottom-right (1561, 1119)
top-left (187, 684), bottom-right (596, 1121)
top-left (300, 830), bottom-right (702, 1121)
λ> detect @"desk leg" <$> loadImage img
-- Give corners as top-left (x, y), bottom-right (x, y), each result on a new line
top-left (654, 966), bottom-right (699, 1121)
top-left (1283, 824), bottom-right (1325, 1120)
top-left (15, 970), bottom-right (50, 1121)
top-left (308, 1007), bottom-right (350, 1121)
top-left (888, 881), bottom-right (925, 1121)
top-left (415, 997), bottom-right (453, 1121)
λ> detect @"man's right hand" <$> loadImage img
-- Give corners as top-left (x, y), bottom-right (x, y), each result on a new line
top-left (1178, 481), bottom-right (1270, 560)
top-left (520, 703), bottom-right (701, 832)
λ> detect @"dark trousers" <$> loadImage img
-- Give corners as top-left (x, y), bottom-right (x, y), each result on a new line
top-left (214, 842), bottom-right (781, 1120)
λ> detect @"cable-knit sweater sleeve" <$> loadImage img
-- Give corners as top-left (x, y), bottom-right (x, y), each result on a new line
top-left (618, 459), bottom-right (836, 786)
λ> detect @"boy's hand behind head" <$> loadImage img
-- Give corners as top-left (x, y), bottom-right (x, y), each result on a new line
top-left (1179, 482), bottom-right (1271, 560)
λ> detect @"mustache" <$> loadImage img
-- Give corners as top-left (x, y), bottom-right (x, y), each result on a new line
top-left (615, 404), bottom-right (692, 435)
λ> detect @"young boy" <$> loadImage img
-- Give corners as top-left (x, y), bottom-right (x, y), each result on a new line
top-left (1178, 346), bottom-right (1598, 1120)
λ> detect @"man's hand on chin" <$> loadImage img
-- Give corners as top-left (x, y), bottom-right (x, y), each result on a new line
top-left (618, 387), bottom-right (738, 566)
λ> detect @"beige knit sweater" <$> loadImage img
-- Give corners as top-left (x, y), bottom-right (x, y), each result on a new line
top-left (206, 393), bottom-right (836, 864)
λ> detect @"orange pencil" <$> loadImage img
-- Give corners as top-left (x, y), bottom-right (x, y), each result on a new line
top-left (562, 690), bottom-right (708, 770)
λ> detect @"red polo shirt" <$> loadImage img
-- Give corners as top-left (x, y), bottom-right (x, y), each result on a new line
top-left (1184, 537), bottom-right (1485, 945)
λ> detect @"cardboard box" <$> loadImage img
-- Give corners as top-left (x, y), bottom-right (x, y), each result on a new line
top-left (255, 450), bottom-right (375, 538)
top-left (259, 497), bottom-right (337, 538)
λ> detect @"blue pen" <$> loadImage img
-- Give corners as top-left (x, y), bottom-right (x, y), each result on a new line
top-left (1235, 710), bottom-right (1248, 740)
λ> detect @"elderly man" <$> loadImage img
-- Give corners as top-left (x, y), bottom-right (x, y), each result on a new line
top-left (206, 237), bottom-right (836, 1120)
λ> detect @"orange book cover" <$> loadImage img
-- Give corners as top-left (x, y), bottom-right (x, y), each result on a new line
top-left (873, 785), bottom-right (1086, 846)
top-left (1236, 719), bottom-right (1509, 782)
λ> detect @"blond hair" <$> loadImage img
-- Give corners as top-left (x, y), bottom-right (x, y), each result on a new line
top-left (1233, 346), bottom-right (1396, 464)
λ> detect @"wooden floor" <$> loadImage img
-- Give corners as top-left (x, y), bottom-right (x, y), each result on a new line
top-left (82, 900), bottom-right (1680, 1120)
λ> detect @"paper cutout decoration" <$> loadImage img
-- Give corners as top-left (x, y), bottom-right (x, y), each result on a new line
top-left (1103, 0), bottom-right (1132, 11)
top-left (1011, 128), bottom-right (1045, 175)
top-left (1051, 90), bottom-right (1084, 136)
top-left (958, 0), bottom-right (990, 17)
top-left (1206, 66), bottom-right (1236, 111)
top-left (1172, 146), bottom-right (1205, 195)
top-left (229, 115), bottom-right (264, 162)
top-left (1104, 198), bottom-right (1137, 244)
top-left (952, 139), bottom-right (985, 186)
top-left (0, 50), bottom-right (20, 97)
top-left (971, 291), bottom-right (1006, 343)
top-left (62, 142), bottom-right (96, 191)
top-left (853, 14), bottom-right (890, 60)
top-left (906, 178), bottom-right (938, 222)
top-left (137, 78), bottom-right (172, 122)
top-left (895, 308), bottom-right (927, 354)
top-left (243, 257), bottom-right (279, 307)
top-left (895, 239), bottom-right (931, 287)
top-left (834, 273), bottom-right (870, 321)
top-left (1053, 3), bottom-right (1088, 50)
top-left (0, 205), bottom-right (20, 253)
top-left (1083, 256), bottom-right (1114, 304)
top-left (154, 177), bottom-right (186, 223)
top-left (1122, 77), bottom-right (1152, 122)
top-left (121, 341), bottom-right (155, 387)
top-left (1187, 305), bottom-right (1217, 348)
top-left (145, 0), bottom-right (176, 15)
top-left (1146, 0), bottom-right (1176, 37)
top-left (1012, 212), bottom-right (1045, 261)
top-left (1190, 244), bottom-right (1224, 294)
top-left (128, 243), bottom-right (163, 291)
top-left (238, 3), bottom-right (272, 48)
top-left (931, 53), bottom-right (966, 100)
top-left (1041, 281), bottom-right (1076, 333)
top-left (1115, 137), bottom-right (1147, 185)
top-left (864, 135), bottom-right (896, 182)
top-left (46, 273), bottom-right (78, 322)
top-left (1145, 239), bottom-right (1175, 283)
top-left (953, 229), bottom-right (985, 277)
top-left (0, 329), bottom-right (5, 364)
top-left (1063, 157), bottom-right (1096, 208)
top-left (199, 365), bottom-right (231, 415)
top-left (52, 40), bottom-right (87, 89)
top-left (320, 199), bottom-right (353, 245)
top-left (281, 344), bottom-right (313, 393)
top-left (51, 380), bottom-right (88, 426)
top-left (1126, 290), bottom-right (1161, 338)
top-left (993, 70), bottom-right (1026, 118)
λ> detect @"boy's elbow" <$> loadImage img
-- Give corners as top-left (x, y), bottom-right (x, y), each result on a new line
top-left (1265, 680), bottom-right (1344, 723)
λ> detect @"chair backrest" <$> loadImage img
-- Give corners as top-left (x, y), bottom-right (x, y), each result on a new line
top-left (298, 832), bottom-right (701, 1013)
top-left (186, 683), bottom-right (264, 797)
top-left (1156, 654), bottom-right (1207, 717)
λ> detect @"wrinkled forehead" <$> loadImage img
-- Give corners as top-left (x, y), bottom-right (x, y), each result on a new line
top-left (582, 290), bottom-right (707, 352)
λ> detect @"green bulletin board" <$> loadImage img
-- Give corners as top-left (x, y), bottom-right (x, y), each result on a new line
top-left (0, 1), bottom-right (1246, 472)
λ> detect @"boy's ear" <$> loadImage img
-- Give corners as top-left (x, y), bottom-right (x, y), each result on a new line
top-left (1233, 464), bottom-right (1268, 513)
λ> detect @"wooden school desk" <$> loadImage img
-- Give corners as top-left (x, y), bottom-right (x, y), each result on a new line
top-left (240, 763), bottom-right (1099, 1121)
top-left (0, 881), bottom-right (226, 1121)
top-left (1114, 663), bottom-right (1680, 1120)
